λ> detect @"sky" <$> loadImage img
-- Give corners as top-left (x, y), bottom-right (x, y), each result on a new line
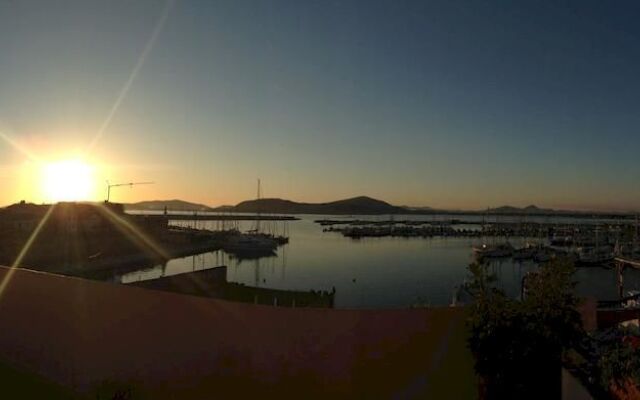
top-left (0, 0), bottom-right (639, 211)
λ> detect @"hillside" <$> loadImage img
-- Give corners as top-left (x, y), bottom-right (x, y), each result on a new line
top-left (223, 196), bottom-right (407, 215)
top-left (120, 198), bottom-right (632, 218)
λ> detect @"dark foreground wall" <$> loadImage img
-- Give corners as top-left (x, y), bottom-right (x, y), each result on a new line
top-left (0, 266), bottom-right (476, 399)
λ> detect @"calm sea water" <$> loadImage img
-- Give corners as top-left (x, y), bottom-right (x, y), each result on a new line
top-left (116, 213), bottom-right (640, 309)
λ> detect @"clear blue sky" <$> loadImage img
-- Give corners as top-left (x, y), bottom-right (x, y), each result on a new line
top-left (0, 0), bottom-right (639, 210)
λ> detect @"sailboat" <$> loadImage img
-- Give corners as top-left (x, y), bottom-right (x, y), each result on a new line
top-left (577, 225), bottom-right (613, 266)
top-left (246, 179), bottom-right (289, 245)
top-left (512, 243), bottom-right (537, 260)
top-left (473, 242), bottom-right (514, 258)
top-left (223, 234), bottom-right (277, 252)
top-left (472, 208), bottom-right (513, 258)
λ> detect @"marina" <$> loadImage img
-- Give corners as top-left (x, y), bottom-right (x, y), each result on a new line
top-left (96, 212), bottom-right (640, 309)
top-left (318, 218), bottom-right (638, 241)
top-left (2, 202), bottom-right (639, 309)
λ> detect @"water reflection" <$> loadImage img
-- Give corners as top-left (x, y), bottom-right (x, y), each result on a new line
top-left (118, 250), bottom-right (231, 284)
top-left (111, 214), bottom-right (640, 309)
top-left (117, 247), bottom-right (287, 287)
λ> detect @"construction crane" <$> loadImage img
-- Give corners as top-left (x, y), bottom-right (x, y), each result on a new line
top-left (105, 181), bottom-right (154, 202)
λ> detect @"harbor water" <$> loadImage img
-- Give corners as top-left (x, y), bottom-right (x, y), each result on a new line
top-left (113, 213), bottom-right (640, 309)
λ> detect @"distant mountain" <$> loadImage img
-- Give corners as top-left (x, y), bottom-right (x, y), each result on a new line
top-left (125, 199), bottom-right (214, 212)
top-left (121, 198), bottom-right (634, 218)
top-left (218, 196), bottom-right (407, 215)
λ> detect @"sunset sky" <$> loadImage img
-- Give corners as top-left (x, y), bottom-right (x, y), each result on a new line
top-left (1, 0), bottom-right (639, 211)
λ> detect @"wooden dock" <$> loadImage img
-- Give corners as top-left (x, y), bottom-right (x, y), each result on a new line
top-left (615, 256), bottom-right (640, 270)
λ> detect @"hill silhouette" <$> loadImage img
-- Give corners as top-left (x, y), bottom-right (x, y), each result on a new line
top-left (122, 198), bottom-right (629, 218)
top-left (221, 196), bottom-right (406, 215)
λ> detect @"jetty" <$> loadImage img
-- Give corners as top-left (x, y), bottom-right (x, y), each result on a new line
top-left (130, 266), bottom-right (335, 308)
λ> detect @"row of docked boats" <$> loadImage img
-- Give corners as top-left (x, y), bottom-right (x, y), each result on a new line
top-left (472, 242), bottom-right (558, 263)
top-left (332, 225), bottom-right (459, 239)
top-left (472, 242), bottom-right (620, 266)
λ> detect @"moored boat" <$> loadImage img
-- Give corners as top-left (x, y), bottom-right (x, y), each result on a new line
top-left (472, 242), bottom-right (514, 258)
top-left (577, 247), bottom-right (614, 266)
top-left (223, 233), bottom-right (278, 252)
top-left (512, 243), bottom-right (537, 260)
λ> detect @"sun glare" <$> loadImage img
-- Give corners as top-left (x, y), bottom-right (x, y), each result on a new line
top-left (41, 159), bottom-right (96, 203)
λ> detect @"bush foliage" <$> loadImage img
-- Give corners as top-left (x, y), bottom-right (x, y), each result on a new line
top-left (466, 258), bottom-right (585, 398)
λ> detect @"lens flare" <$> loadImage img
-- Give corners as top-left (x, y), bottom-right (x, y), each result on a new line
top-left (0, 205), bottom-right (55, 303)
top-left (94, 203), bottom-right (169, 260)
top-left (40, 159), bottom-right (96, 202)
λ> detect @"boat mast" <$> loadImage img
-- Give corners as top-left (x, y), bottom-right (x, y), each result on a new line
top-left (595, 224), bottom-right (599, 256)
top-left (481, 207), bottom-right (487, 246)
top-left (255, 178), bottom-right (261, 233)
top-left (635, 214), bottom-right (639, 250)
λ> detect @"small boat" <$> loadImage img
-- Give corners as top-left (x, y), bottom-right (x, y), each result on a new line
top-left (246, 231), bottom-right (289, 245)
top-left (549, 235), bottom-right (574, 247)
top-left (577, 247), bottom-right (614, 266)
top-left (512, 244), bottom-right (537, 260)
top-left (577, 226), bottom-right (613, 266)
top-left (223, 233), bottom-right (277, 252)
top-left (472, 242), bottom-right (514, 258)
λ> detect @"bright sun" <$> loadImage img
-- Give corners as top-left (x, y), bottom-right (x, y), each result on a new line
top-left (40, 159), bottom-right (96, 203)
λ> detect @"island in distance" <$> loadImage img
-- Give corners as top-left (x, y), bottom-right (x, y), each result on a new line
top-left (125, 196), bottom-right (634, 218)
top-left (126, 196), bottom-right (404, 214)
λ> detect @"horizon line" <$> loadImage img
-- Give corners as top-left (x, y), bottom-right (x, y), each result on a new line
top-left (7, 196), bottom-right (636, 215)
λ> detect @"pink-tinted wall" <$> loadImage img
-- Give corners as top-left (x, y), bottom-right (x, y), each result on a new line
top-left (0, 266), bottom-right (477, 399)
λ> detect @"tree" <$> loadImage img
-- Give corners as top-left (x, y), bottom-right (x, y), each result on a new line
top-left (466, 258), bottom-right (585, 399)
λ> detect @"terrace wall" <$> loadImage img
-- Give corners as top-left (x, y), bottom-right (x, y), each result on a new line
top-left (0, 266), bottom-right (477, 399)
